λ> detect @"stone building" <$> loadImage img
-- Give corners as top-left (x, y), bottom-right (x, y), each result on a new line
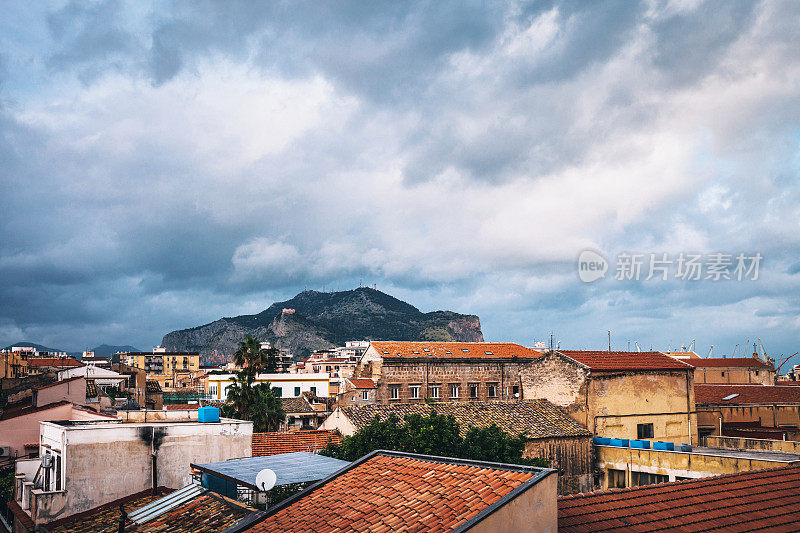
top-left (320, 399), bottom-right (593, 494)
top-left (683, 356), bottom-right (775, 385)
top-left (355, 341), bottom-right (542, 404)
top-left (520, 350), bottom-right (698, 445)
top-left (695, 383), bottom-right (800, 439)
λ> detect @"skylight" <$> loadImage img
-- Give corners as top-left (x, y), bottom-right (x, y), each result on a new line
top-left (722, 394), bottom-right (740, 400)
top-left (461, 349), bottom-right (469, 353)
top-left (484, 351), bottom-right (493, 355)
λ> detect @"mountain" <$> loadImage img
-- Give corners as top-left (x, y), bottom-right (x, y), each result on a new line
top-left (2, 342), bottom-right (76, 355)
top-left (90, 344), bottom-right (141, 362)
top-left (161, 287), bottom-right (484, 364)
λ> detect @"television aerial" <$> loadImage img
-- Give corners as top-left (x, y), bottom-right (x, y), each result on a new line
top-left (255, 469), bottom-right (277, 492)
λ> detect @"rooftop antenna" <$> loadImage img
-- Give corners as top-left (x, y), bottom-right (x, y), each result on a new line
top-left (608, 331), bottom-right (611, 352)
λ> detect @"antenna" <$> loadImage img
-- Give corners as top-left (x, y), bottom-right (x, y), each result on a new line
top-left (608, 331), bottom-right (611, 352)
top-left (255, 469), bottom-right (277, 492)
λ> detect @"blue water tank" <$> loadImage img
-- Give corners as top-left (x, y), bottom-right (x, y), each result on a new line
top-left (630, 440), bottom-right (651, 449)
top-left (653, 441), bottom-right (675, 451)
top-left (593, 437), bottom-right (611, 445)
top-left (198, 406), bottom-right (220, 423)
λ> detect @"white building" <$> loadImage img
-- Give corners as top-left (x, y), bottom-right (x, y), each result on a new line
top-left (13, 410), bottom-right (252, 526)
top-left (56, 365), bottom-right (129, 391)
top-left (207, 372), bottom-right (330, 401)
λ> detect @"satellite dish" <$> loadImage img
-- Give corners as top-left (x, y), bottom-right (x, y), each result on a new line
top-left (255, 468), bottom-right (277, 491)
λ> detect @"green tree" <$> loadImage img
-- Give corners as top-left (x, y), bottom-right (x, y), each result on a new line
top-left (321, 411), bottom-right (544, 467)
top-left (233, 335), bottom-right (279, 375)
top-left (221, 372), bottom-right (285, 432)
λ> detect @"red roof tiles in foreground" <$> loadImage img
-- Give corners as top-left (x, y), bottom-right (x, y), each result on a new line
top-left (684, 357), bottom-right (772, 368)
top-left (558, 350), bottom-right (693, 371)
top-left (252, 430), bottom-right (342, 456)
top-left (370, 341), bottom-right (542, 359)
top-left (695, 384), bottom-right (800, 404)
top-left (558, 465), bottom-right (800, 532)
top-left (243, 451), bottom-right (552, 533)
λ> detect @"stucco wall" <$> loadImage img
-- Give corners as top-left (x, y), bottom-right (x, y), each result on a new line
top-left (32, 419), bottom-right (252, 523)
top-left (0, 405), bottom-right (110, 458)
top-left (519, 352), bottom-right (589, 424)
top-left (35, 379), bottom-right (86, 407)
top-left (696, 367), bottom-right (774, 385)
top-left (467, 472), bottom-right (557, 533)
top-left (596, 444), bottom-right (799, 489)
top-left (699, 404), bottom-right (800, 430)
top-left (705, 435), bottom-right (800, 453)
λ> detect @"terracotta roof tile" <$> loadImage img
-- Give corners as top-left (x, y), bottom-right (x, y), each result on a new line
top-left (370, 341), bottom-right (542, 359)
top-left (695, 384), bottom-right (800, 404)
top-left (347, 378), bottom-right (376, 389)
top-left (164, 403), bottom-right (199, 410)
top-left (46, 488), bottom-right (255, 533)
top-left (252, 430), bottom-right (342, 456)
top-left (684, 357), bottom-right (772, 369)
top-left (27, 357), bottom-right (83, 368)
top-left (339, 400), bottom-right (590, 439)
top-left (244, 451), bottom-right (547, 532)
top-left (558, 350), bottom-right (693, 371)
top-left (558, 465), bottom-right (800, 532)
top-left (280, 396), bottom-right (314, 414)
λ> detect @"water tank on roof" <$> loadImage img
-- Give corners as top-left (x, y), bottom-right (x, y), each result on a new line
top-left (198, 406), bottom-right (220, 423)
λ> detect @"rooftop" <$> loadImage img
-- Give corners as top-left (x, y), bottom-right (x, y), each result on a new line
top-left (346, 378), bottom-right (376, 389)
top-left (558, 464), bottom-right (800, 532)
top-left (683, 357), bottom-right (772, 369)
top-left (280, 396), bottom-right (315, 414)
top-left (27, 357), bottom-right (83, 368)
top-left (558, 350), bottom-right (693, 371)
top-left (44, 486), bottom-right (255, 532)
top-left (241, 450), bottom-right (553, 533)
top-left (252, 430), bottom-right (342, 456)
top-left (339, 399), bottom-right (591, 439)
top-left (0, 400), bottom-right (71, 421)
top-left (370, 341), bottom-right (542, 359)
top-left (695, 384), bottom-right (800, 404)
top-left (193, 452), bottom-right (351, 490)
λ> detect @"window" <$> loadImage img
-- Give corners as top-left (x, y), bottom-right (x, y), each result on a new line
top-left (469, 383), bottom-right (479, 398)
top-left (273, 386), bottom-right (283, 397)
top-left (512, 385), bottom-right (520, 398)
top-left (608, 468), bottom-right (626, 489)
top-left (326, 366), bottom-right (332, 372)
top-left (637, 423), bottom-right (654, 439)
top-left (294, 386), bottom-right (301, 396)
top-left (450, 384), bottom-right (460, 398)
top-left (487, 383), bottom-right (498, 398)
top-left (755, 370), bottom-right (759, 376)
top-left (429, 385), bottom-right (441, 399)
top-left (390, 386), bottom-right (400, 400)
top-left (410, 385), bottom-right (420, 399)
top-left (362, 390), bottom-right (369, 400)
top-left (310, 386), bottom-right (317, 395)
top-left (721, 371), bottom-right (725, 377)
top-left (632, 471), bottom-right (669, 487)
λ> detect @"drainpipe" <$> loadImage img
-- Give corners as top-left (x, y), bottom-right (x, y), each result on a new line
top-left (151, 427), bottom-right (157, 495)
top-left (686, 371), bottom-right (692, 445)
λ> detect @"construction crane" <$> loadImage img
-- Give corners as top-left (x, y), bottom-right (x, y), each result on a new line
top-left (776, 352), bottom-right (798, 374)
top-left (707, 345), bottom-right (713, 358)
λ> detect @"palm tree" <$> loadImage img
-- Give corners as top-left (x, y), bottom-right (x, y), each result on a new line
top-left (233, 335), bottom-right (279, 375)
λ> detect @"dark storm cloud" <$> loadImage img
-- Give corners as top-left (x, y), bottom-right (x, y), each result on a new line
top-left (1, 0), bottom-right (800, 358)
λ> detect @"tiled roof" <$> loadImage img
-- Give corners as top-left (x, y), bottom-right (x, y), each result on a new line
top-left (46, 488), bottom-right (254, 533)
top-left (695, 384), bottom-right (800, 404)
top-left (27, 357), bottom-right (83, 368)
top-left (252, 430), bottom-right (342, 456)
top-left (35, 376), bottom-right (84, 390)
top-left (558, 350), bottom-right (693, 371)
top-left (280, 396), bottom-right (314, 414)
top-left (164, 403), bottom-right (200, 410)
top-left (146, 380), bottom-right (162, 393)
top-left (244, 451), bottom-right (551, 533)
top-left (346, 378), bottom-right (375, 389)
top-left (370, 341), bottom-right (542, 359)
top-left (46, 488), bottom-right (171, 532)
top-left (339, 400), bottom-right (590, 439)
top-left (0, 400), bottom-right (71, 421)
top-left (558, 465), bottom-right (800, 532)
top-left (685, 357), bottom-right (772, 368)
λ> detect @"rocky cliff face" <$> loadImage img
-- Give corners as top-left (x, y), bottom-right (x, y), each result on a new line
top-left (161, 287), bottom-right (484, 364)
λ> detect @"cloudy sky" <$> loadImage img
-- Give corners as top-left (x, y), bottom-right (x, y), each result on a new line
top-left (2, 1), bottom-right (799, 365)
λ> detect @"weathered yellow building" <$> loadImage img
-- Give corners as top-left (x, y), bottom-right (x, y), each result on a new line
top-left (684, 356), bottom-right (775, 385)
top-left (520, 350), bottom-right (698, 445)
top-left (0, 350), bottom-right (28, 378)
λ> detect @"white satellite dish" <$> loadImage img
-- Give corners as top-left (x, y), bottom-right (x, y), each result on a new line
top-left (255, 468), bottom-right (277, 491)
